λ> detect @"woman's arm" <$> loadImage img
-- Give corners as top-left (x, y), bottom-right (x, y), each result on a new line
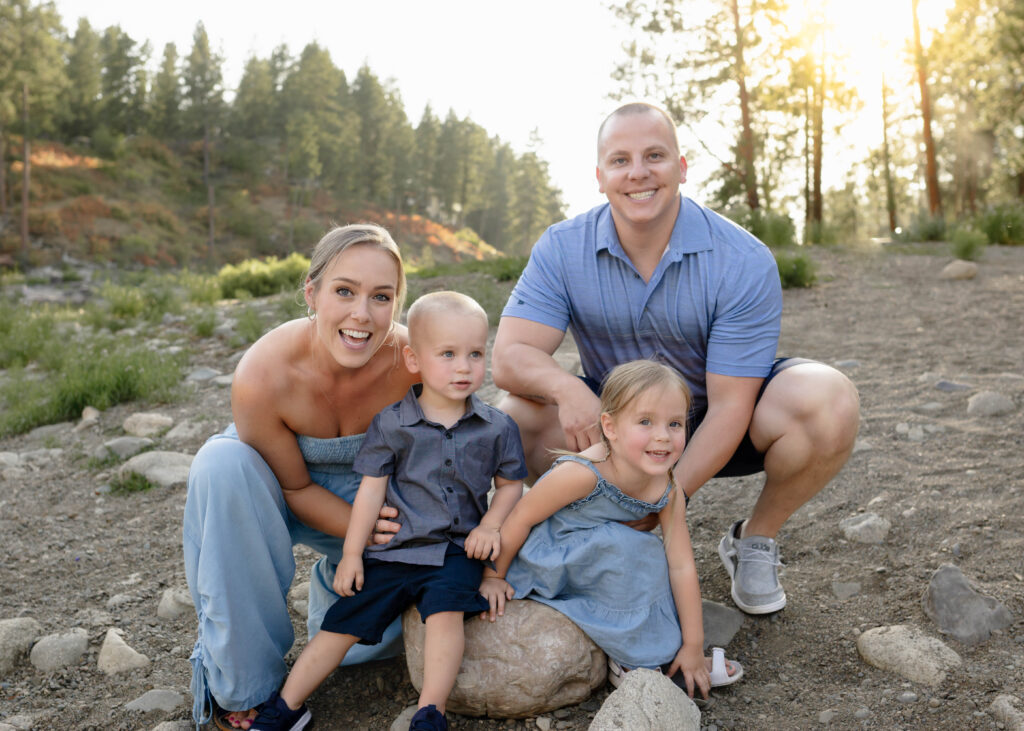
top-left (660, 488), bottom-right (711, 699)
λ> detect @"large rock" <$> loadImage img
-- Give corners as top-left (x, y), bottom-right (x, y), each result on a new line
top-left (403, 599), bottom-right (604, 717)
top-left (589, 668), bottom-right (700, 731)
top-left (157, 587), bottom-right (194, 620)
top-left (29, 628), bottom-right (89, 671)
top-left (118, 451), bottom-right (193, 489)
top-left (922, 564), bottom-right (1012, 645)
top-left (97, 628), bottom-right (150, 674)
top-left (967, 391), bottom-right (1016, 417)
top-left (939, 260), bottom-right (978, 280)
top-left (856, 625), bottom-right (961, 686)
top-left (0, 617), bottom-right (42, 675)
top-left (990, 695), bottom-right (1024, 731)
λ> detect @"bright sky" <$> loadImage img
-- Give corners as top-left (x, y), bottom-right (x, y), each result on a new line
top-left (52, 0), bottom-right (628, 218)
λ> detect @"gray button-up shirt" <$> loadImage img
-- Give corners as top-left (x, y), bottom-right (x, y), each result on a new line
top-left (355, 385), bottom-right (527, 567)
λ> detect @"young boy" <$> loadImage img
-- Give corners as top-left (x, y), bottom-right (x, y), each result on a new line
top-left (248, 291), bottom-right (527, 731)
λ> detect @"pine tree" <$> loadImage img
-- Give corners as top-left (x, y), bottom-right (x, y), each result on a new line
top-left (149, 42), bottom-right (181, 139)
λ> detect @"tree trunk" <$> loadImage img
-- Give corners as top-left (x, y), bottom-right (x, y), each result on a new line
top-left (803, 85), bottom-right (811, 241)
top-left (203, 121), bottom-right (214, 259)
top-left (21, 82), bottom-right (30, 251)
top-left (811, 64), bottom-right (824, 228)
top-left (912, 0), bottom-right (942, 217)
top-left (881, 73), bottom-right (897, 233)
top-left (0, 112), bottom-right (6, 218)
top-left (730, 0), bottom-right (760, 211)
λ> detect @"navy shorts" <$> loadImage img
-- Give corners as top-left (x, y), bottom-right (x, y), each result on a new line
top-left (583, 357), bottom-right (817, 478)
top-left (321, 543), bottom-right (489, 644)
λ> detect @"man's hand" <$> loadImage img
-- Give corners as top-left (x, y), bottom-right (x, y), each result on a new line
top-left (334, 554), bottom-right (363, 596)
top-left (478, 577), bottom-right (515, 622)
top-left (370, 504), bottom-right (401, 545)
top-left (556, 380), bottom-right (603, 452)
top-left (465, 525), bottom-right (501, 561)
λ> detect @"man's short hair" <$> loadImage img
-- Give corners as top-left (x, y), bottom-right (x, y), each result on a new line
top-left (597, 102), bottom-right (680, 159)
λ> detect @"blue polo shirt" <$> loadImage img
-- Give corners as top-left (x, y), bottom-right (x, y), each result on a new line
top-left (502, 197), bottom-right (781, 415)
top-left (354, 385), bottom-right (527, 567)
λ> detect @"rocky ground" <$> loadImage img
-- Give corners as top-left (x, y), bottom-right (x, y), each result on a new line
top-left (1, 244), bottom-right (1023, 730)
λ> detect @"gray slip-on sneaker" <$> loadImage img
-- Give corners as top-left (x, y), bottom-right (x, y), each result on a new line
top-left (718, 520), bottom-right (787, 614)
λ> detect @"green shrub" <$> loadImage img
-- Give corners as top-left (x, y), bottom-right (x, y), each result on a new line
top-left (110, 471), bottom-right (157, 495)
top-left (235, 305), bottom-right (269, 344)
top-left (179, 271), bottom-right (221, 304)
top-left (217, 253), bottom-right (310, 299)
top-left (406, 272), bottom-right (514, 326)
top-left (950, 227), bottom-right (988, 261)
top-left (188, 308), bottom-right (217, 338)
top-left (100, 282), bottom-right (146, 319)
top-left (804, 221), bottom-right (839, 246)
top-left (0, 338), bottom-right (185, 437)
top-left (974, 205), bottom-right (1024, 246)
top-left (752, 210), bottom-right (797, 248)
top-left (775, 251), bottom-right (817, 289)
top-left (0, 304), bottom-right (64, 368)
top-left (411, 256), bottom-right (528, 282)
top-left (907, 214), bottom-right (947, 242)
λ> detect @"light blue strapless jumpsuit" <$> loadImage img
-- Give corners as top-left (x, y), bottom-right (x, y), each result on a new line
top-left (182, 425), bottom-right (402, 723)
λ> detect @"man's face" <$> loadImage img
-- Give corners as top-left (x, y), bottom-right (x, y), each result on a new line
top-left (596, 111), bottom-right (687, 231)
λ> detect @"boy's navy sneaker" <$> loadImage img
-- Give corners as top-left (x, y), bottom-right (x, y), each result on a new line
top-left (409, 704), bottom-right (448, 731)
top-left (248, 691), bottom-right (312, 731)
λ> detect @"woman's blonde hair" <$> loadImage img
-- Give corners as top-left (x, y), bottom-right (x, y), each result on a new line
top-left (304, 223), bottom-right (407, 321)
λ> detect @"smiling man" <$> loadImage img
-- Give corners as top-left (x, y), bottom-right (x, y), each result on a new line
top-left (491, 102), bottom-right (860, 615)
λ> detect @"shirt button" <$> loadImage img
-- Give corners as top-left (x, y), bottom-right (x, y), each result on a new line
top-left (454, 517), bottom-right (460, 525)
top-left (445, 458), bottom-right (453, 466)
top-left (446, 487), bottom-right (454, 493)
top-left (445, 432), bottom-right (453, 439)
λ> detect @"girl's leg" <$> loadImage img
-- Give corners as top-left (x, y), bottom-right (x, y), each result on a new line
top-left (418, 612), bottom-right (465, 713)
top-left (182, 431), bottom-right (296, 724)
top-left (279, 630), bottom-right (360, 710)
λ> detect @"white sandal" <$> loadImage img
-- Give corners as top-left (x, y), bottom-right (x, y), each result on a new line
top-left (708, 646), bottom-right (744, 687)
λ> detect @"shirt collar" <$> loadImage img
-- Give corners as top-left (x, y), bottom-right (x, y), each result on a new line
top-left (596, 196), bottom-right (714, 260)
top-left (397, 384), bottom-right (492, 427)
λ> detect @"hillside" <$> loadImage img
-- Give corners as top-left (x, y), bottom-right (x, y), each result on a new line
top-left (2, 138), bottom-right (501, 271)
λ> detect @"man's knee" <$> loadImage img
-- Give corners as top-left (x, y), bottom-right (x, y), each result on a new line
top-left (757, 364), bottom-right (860, 456)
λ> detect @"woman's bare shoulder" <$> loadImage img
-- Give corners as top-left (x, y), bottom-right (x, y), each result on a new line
top-left (233, 320), bottom-right (309, 397)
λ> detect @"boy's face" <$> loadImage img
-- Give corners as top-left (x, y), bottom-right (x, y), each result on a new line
top-left (405, 311), bottom-right (489, 406)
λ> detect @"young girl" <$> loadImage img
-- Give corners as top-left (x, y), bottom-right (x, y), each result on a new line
top-left (479, 360), bottom-right (743, 703)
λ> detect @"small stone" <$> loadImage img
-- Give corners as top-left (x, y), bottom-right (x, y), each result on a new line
top-left (118, 450), bottom-right (194, 489)
top-left (967, 391), bottom-right (1016, 417)
top-left (97, 628), bottom-right (150, 674)
top-left (854, 707), bottom-right (871, 719)
top-left (157, 588), bottom-right (194, 619)
top-left (185, 366), bottom-right (222, 382)
top-left (30, 628), bottom-right (89, 671)
top-left (213, 374), bottom-right (234, 387)
top-left (928, 698), bottom-right (941, 708)
top-left (122, 412), bottom-right (174, 437)
top-left (98, 436), bottom-right (154, 461)
top-left (832, 581), bottom-right (861, 600)
top-left (922, 564), bottom-right (1013, 645)
top-left (852, 439), bottom-right (873, 454)
top-left (835, 359), bottom-right (861, 369)
top-left (536, 718), bottom-right (552, 731)
top-left (0, 617), bottom-right (43, 674)
top-left (840, 513), bottom-right (891, 544)
top-left (818, 709), bottom-right (837, 723)
top-left (856, 625), bottom-right (961, 686)
top-left (898, 691), bottom-right (918, 703)
top-left (125, 688), bottom-right (185, 712)
top-left (935, 380), bottom-right (972, 392)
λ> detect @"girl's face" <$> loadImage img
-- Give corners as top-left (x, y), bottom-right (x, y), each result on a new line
top-left (304, 244), bottom-right (400, 369)
top-left (601, 383), bottom-right (689, 476)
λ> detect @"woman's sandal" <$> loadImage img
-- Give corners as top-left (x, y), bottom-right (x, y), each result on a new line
top-left (211, 698), bottom-right (255, 731)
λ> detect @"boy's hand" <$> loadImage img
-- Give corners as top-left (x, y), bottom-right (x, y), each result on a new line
top-left (666, 642), bottom-right (710, 700)
top-left (334, 554), bottom-right (364, 597)
top-left (478, 577), bottom-right (515, 622)
top-left (464, 525), bottom-right (501, 560)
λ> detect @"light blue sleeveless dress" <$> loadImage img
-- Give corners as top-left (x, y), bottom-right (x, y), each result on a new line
top-left (183, 425), bottom-right (402, 724)
top-left (505, 454), bottom-right (683, 668)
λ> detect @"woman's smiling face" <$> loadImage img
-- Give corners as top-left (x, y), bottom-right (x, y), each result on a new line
top-left (304, 243), bottom-right (400, 369)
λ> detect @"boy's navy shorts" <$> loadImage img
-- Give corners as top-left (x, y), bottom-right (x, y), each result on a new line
top-left (583, 357), bottom-right (818, 478)
top-left (321, 543), bottom-right (489, 644)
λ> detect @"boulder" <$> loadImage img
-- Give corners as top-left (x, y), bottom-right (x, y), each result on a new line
top-left (29, 628), bottom-right (89, 671)
top-left (122, 412), bottom-right (174, 437)
top-left (97, 628), bottom-right (150, 674)
top-left (403, 599), bottom-right (604, 717)
top-left (0, 617), bottom-right (42, 675)
top-left (588, 668), bottom-right (700, 731)
top-left (939, 260), bottom-right (978, 280)
top-left (118, 451), bottom-right (193, 489)
top-left (922, 564), bottom-right (1012, 645)
top-left (839, 513), bottom-right (891, 544)
top-left (856, 624), bottom-right (961, 686)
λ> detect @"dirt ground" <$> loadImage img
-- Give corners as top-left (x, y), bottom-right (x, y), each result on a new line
top-left (1, 244), bottom-right (1022, 730)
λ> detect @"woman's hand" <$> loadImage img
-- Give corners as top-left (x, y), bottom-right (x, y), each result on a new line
top-left (478, 577), bottom-right (515, 622)
top-left (666, 642), bottom-right (710, 700)
top-left (370, 504), bottom-right (401, 545)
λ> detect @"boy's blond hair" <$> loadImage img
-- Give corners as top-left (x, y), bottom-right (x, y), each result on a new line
top-left (406, 291), bottom-right (488, 349)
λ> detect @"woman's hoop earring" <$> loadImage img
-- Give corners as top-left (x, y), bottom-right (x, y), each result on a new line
top-left (307, 306), bottom-right (316, 321)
